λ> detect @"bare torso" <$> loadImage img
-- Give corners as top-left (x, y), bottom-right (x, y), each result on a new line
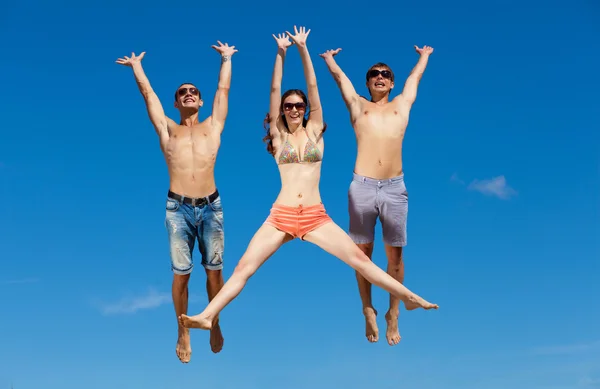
top-left (162, 118), bottom-right (221, 198)
top-left (271, 121), bottom-right (325, 207)
top-left (352, 97), bottom-right (409, 179)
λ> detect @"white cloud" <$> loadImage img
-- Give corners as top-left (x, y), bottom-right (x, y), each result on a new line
top-left (95, 288), bottom-right (205, 315)
top-left (531, 340), bottom-right (600, 356)
top-left (468, 175), bottom-right (517, 200)
top-left (96, 288), bottom-right (172, 315)
top-left (450, 172), bottom-right (465, 185)
top-left (580, 377), bottom-right (600, 387)
top-left (0, 277), bottom-right (39, 285)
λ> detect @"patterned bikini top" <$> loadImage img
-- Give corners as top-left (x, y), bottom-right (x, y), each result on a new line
top-left (277, 129), bottom-right (323, 165)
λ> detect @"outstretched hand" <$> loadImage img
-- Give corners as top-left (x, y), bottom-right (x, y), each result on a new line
top-left (285, 25), bottom-right (311, 47)
top-left (212, 41), bottom-right (238, 57)
top-left (319, 48), bottom-right (341, 59)
top-left (272, 33), bottom-right (293, 51)
top-left (115, 52), bottom-right (145, 66)
top-left (415, 45), bottom-right (434, 55)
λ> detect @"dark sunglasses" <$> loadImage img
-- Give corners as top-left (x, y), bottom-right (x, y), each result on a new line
top-left (283, 102), bottom-right (307, 111)
top-left (368, 69), bottom-right (392, 79)
top-left (177, 87), bottom-right (199, 96)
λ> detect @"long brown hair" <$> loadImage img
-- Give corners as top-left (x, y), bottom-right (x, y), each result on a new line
top-left (263, 89), bottom-right (327, 156)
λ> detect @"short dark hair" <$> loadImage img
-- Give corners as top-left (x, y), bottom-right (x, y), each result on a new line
top-left (365, 62), bottom-right (395, 83)
top-left (174, 82), bottom-right (201, 101)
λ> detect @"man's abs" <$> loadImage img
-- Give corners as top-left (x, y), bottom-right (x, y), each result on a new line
top-left (354, 138), bottom-right (404, 179)
top-left (352, 113), bottom-right (408, 179)
top-left (163, 129), bottom-right (221, 198)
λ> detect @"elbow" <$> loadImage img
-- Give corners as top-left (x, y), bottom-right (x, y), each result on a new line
top-left (217, 85), bottom-right (230, 95)
top-left (141, 88), bottom-right (155, 101)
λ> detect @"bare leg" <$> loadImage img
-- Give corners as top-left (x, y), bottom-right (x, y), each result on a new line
top-left (355, 243), bottom-right (378, 343)
top-left (303, 222), bottom-right (438, 310)
top-left (384, 245), bottom-right (404, 346)
top-left (180, 224), bottom-right (293, 330)
top-left (205, 269), bottom-right (224, 353)
top-left (172, 273), bottom-right (191, 363)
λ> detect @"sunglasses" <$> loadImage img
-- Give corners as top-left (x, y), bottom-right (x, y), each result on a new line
top-left (177, 87), bottom-right (199, 96)
top-left (283, 102), bottom-right (307, 111)
top-left (368, 69), bottom-right (392, 79)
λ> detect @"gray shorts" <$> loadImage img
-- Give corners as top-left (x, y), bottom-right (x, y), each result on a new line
top-left (348, 173), bottom-right (408, 247)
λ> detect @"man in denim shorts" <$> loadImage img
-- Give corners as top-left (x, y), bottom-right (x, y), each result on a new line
top-left (116, 40), bottom-right (238, 363)
top-left (321, 44), bottom-right (434, 346)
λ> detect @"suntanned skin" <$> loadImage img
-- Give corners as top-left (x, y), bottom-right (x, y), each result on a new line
top-left (176, 27), bottom-right (437, 336)
top-left (321, 44), bottom-right (434, 346)
top-left (115, 41), bottom-right (238, 363)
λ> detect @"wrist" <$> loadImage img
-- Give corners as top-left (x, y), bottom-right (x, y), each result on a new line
top-left (221, 54), bottom-right (230, 62)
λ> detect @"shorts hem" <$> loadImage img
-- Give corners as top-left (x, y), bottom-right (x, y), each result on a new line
top-left (383, 240), bottom-right (407, 247)
top-left (349, 234), bottom-right (374, 245)
top-left (172, 265), bottom-right (193, 275)
top-left (203, 263), bottom-right (224, 271)
top-left (300, 218), bottom-right (334, 240)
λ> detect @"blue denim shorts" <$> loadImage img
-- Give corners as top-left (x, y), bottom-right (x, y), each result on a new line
top-left (164, 190), bottom-right (224, 275)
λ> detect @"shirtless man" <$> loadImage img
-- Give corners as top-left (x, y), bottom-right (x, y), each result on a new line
top-left (320, 44), bottom-right (434, 346)
top-left (116, 40), bottom-right (238, 363)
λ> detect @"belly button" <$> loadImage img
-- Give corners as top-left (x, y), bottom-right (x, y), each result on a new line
top-left (298, 193), bottom-right (303, 198)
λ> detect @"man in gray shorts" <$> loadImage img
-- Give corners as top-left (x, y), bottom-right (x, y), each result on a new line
top-left (320, 44), bottom-right (434, 345)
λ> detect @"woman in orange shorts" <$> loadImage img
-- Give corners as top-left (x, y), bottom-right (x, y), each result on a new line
top-left (180, 26), bottom-right (438, 335)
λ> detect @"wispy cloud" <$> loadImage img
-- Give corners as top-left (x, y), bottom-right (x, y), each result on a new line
top-left (467, 175), bottom-right (517, 200)
top-left (450, 172), bottom-right (465, 185)
top-left (531, 340), bottom-right (600, 356)
top-left (0, 277), bottom-right (39, 285)
top-left (580, 377), bottom-right (600, 387)
top-left (96, 288), bottom-right (172, 315)
top-left (95, 288), bottom-right (205, 315)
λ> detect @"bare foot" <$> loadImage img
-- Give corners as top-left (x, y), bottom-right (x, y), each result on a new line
top-left (179, 314), bottom-right (213, 330)
top-left (404, 294), bottom-right (439, 311)
top-left (176, 329), bottom-right (192, 363)
top-left (385, 310), bottom-right (401, 346)
top-left (363, 307), bottom-right (379, 343)
top-left (210, 322), bottom-right (224, 353)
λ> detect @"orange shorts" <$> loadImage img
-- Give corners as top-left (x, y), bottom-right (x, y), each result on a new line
top-left (264, 203), bottom-right (333, 240)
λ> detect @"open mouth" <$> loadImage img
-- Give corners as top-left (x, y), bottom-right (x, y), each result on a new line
top-left (374, 81), bottom-right (385, 87)
top-left (184, 97), bottom-right (194, 103)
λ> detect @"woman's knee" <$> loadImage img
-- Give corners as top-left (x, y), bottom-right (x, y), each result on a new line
top-left (349, 247), bottom-right (372, 271)
top-left (233, 257), bottom-right (258, 279)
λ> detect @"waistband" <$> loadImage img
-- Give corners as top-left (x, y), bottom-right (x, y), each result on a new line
top-left (168, 189), bottom-right (219, 207)
top-left (352, 172), bottom-right (404, 186)
top-left (271, 202), bottom-right (325, 213)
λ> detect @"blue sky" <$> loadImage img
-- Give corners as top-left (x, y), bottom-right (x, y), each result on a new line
top-left (1, 0), bottom-right (599, 388)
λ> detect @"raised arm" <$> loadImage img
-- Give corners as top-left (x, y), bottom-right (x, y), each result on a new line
top-left (320, 48), bottom-right (361, 114)
top-left (286, 26), bottom-right (323, 130)
top-left (396, 45), bottom-right (434, 107)
top-left (269, 33), bottom-right (293, 130)
top-left (116, 52), bottom-right (170, 145)
top-left (210, 41), bottom-right (238, 133)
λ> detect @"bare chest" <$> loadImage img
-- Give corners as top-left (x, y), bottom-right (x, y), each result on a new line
top-left (165, 127), bottom-right (221, 157)
top-left (354, 105), bottom-right (409, 139)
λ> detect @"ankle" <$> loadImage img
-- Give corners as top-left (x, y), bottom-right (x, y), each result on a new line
top-left (386, 308), bottom-right (399, 318)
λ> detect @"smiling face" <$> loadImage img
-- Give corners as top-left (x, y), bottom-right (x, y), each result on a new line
top-left (365, 63), bottom-right (395, 97)
top-left (174, 83), bottom-right (203, 111)
top-left (281, 90), bottom-right (307, 128)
